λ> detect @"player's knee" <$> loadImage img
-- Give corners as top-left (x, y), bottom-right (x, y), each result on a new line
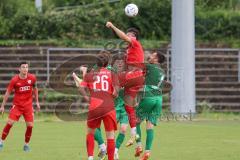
top-left (120, 129), bottom-right (126, 134)
top-left (87, 128), bottom-right (95, 134)
top-left (106, 131), bottom-right (115, 139)
top-left (26, 122), bottom-right (34, 127)
top-left (120, 125), bottom-right (128, 134)
top-left (7, 119), bottom-right (15, 125)
top-left (146, 121), bottom-right (154, 129)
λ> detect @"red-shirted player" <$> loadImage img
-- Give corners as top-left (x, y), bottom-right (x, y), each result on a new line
top-left (76, 51), bottom-right (119, 160)
top-left (0, 62), bottom-right (40, 152)
top-left (106, 22), bottom-right (145, 146)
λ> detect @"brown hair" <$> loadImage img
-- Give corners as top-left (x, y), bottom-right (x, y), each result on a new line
top-left (97, 50), bottom-right (110, 67)
top-left (127, 27), bottom-right (140, 40)
top-left (153, 50), bottom-right (165, 64)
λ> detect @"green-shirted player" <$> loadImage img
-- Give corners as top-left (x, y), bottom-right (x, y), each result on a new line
top-left (112, 54), bottom-right (129, 160)
top-left (134, 51), bottom-right (170, 160)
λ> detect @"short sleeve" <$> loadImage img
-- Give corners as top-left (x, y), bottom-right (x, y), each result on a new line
top-left (130, 37), bottom-right (138, 47)
top-left (7, 77), bottom-right (16, 93)
top-left (32, 75), bottom-right (37, 87)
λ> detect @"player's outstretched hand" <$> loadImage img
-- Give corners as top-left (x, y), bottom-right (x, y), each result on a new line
top-left (80, 66), bottom-right (88, 76)
top-left (36, 102), bottom-right (41, 112)
top-left (0, 106), bottom-right (4, 114)
top-left (106, 21), bottom-right (113, 28)
top-left (72, 72), bottom-right (77, 79)
top-left (72, 72), bottom-right (82, 87)
top-left (162, 80), bottom-right (173, 94)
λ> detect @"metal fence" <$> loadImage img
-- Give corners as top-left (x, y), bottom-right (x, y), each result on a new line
top-left (0, 47), bottom-right (240, 112)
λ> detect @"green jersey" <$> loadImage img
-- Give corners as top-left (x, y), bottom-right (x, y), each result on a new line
top-left (92, 64), bottom-right (116, 72)
top-left (114, 89), bottom-right (124, 110)
top-left (143, 63), bottom-right (165, 97)
top-left (136, 63), bottom-right (165, 125)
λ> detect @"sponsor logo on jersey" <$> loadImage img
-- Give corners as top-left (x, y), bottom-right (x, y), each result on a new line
top-left (19, 86), bottom-right (31, 91)
top-left (27, 80), bottom-right (32, 84)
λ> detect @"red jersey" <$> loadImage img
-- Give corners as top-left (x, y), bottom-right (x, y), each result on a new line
top-left (80, 68), bottom-right (118, 119)
top-left (7, 73), bottom-right (36, 108)
top-left (126, 37), bottom-right (144, 64)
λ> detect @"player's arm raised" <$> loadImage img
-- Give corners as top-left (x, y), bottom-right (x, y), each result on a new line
top-left (77, 73), bottom-right (90, 102)
top-left (106, 21), bottom-right (132, 43)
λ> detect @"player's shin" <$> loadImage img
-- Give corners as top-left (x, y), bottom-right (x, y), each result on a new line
top-left (94, 128), bottom-right (105, 148)
top-left (95, 128), bottom-right (107, 159)
top-left (86, 133), bottom-right (95, 157)
top-left (125, 105), bottom-right (137, 129)
top-left (145, 129), bottom-right (154, 151)
top-left (134, 123), bottom-right (143, 157)
top-left (136, 123), bottom-right (142, 144)
top-left (116, 132), bottom-right (125, 149)
top-left (25, 126), bottom-right (33, 144)
top-left (107, 138), bottom-right (115, 160)
top-left (106, 131), bottom-right (115, 160)
top-left (1, 123), bottom-right (13, 141)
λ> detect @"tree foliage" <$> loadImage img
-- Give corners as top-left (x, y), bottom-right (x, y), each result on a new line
top-left (0, 0), bottom-right (239, 42)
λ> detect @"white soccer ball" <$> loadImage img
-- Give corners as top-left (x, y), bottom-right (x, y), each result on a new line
top-left (125, 3), bottom-right (138, 17)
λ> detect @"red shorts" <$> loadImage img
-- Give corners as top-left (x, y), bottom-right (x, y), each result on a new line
top-left (124, 70), bottom-right (145, 98)
top-left (9, 105), bottom-right (34, 122)
top-left (87, 111), bottom-right (117, 131)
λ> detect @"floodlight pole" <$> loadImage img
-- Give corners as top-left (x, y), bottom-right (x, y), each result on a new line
top-left (35, 0), bottom-right (42, 13)
top-left (171, 0), bottom-right (196, 114)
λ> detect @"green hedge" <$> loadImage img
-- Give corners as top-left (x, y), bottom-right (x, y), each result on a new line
top-left (0, 1), bottom-right (240, 42)
top-left (196, 10), bottom-right (240, 40)
top-left (0, 0), bottom-right (171, 40)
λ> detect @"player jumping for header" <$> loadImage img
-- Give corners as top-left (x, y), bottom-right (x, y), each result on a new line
top-left (135, 51), bottom-right (172, 160)
top-left (106, 22), bottom-right (145, 147)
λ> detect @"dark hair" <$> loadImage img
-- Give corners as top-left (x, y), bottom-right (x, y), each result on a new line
top-left (127, 27), bottom-right (140, 40)
top-left (111, 54), bottom-right (124, 65)
top-left (19, 61), bottom-right (28, 66)
top-left (97, 50), bottom-right (110, 67)
top-left (153, 51), bottom-right (165, 64)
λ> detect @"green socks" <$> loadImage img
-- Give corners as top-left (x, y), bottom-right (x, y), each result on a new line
top-left (136, 124), bottom-right (142, 143)
top-left (94, 128), bottom-right (104, 145)
top-left (145, 129), bottom-right (154, 150)
top-left (116, 133), bottom-right (125, 149)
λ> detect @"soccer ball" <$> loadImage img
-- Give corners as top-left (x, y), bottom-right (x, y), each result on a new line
top-left (125, 3), bottom-right (138, 17)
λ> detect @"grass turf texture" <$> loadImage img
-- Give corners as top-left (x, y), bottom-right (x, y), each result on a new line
top-left (0, 114), bottom-right (240, 160)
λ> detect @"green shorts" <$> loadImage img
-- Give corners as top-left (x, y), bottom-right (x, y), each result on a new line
top-left (136, 96), bottom-right (162, 126)
top-left (116, 105), bottom-right (129, 124)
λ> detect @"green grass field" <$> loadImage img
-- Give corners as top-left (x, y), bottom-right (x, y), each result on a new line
top-left (0, 114), bottom-right (240, 160)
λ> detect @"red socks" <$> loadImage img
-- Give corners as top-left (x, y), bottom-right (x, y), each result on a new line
top-left (107, 139), bottom-right (115, 160)
top-left (25, 126), bottom-right (33, 143)
top-left (1, 123), bottom-right (13, 140)
top-left (2, 124), bottom-right (33, 144)
top-left (87, 133), bottom-right (115, 159)
top-left (125, 105), bottom-right (137, 128)
top-left (86, 133), bottom-right (94, 157)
